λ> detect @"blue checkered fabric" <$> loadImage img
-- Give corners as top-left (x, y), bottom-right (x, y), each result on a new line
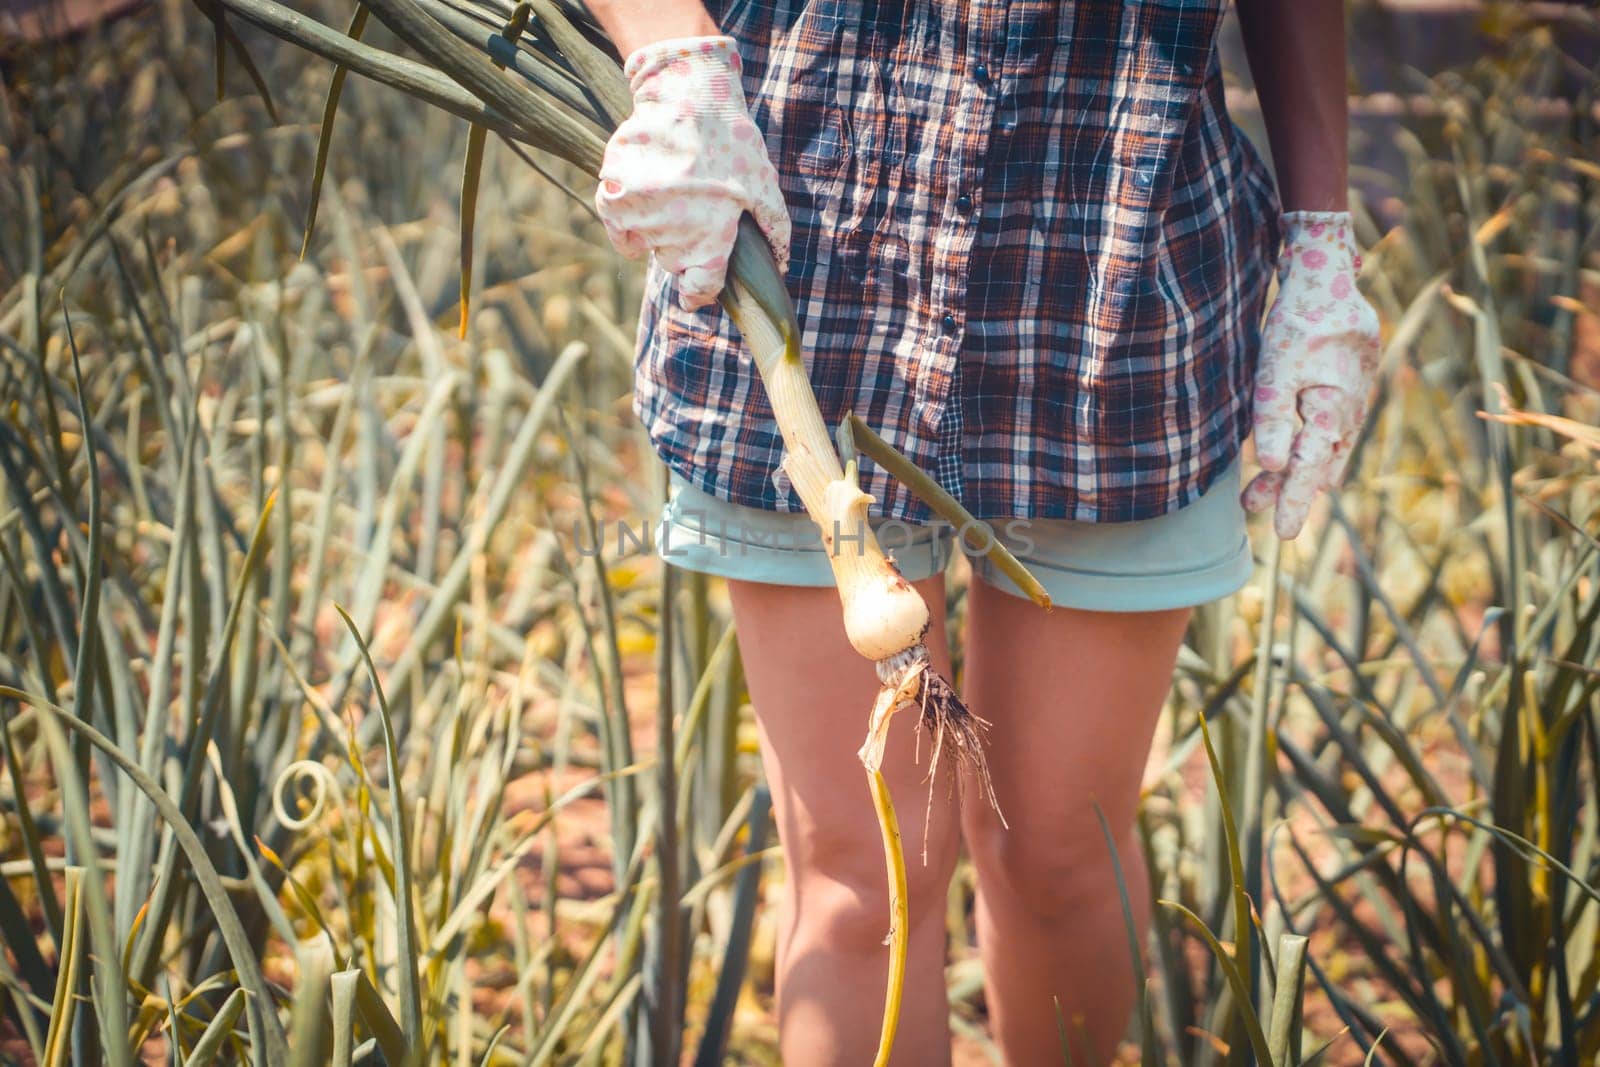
top-left (630, 0), bottom-right (1282, 523)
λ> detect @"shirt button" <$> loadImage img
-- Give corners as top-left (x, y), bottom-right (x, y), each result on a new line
top-left (973, 63), bottom-right (991, 86)
top-left (955, 193), bottom-right (974, 214)
top-left (941, 312), bottom-right (959, 335)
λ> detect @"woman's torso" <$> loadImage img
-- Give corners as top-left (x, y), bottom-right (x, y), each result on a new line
top-left (632, 0), bottom-right (1282, 523)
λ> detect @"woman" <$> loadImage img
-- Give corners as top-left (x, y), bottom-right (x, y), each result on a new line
top-left (583, 0), bottom-right (1380, 1062)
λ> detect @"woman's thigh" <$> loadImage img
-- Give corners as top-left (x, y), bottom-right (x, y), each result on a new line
top-left (726, 574), bottom-right (964, 893)
top-left (959, 575), bottom-right (1191, 865)
top-left (655, 470), bottom-right (964, 900)
top-left (957, 460), bottom-right (1248, 857)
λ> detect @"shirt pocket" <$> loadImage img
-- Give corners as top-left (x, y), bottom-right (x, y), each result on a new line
top-left (753, 1), bottom-right (852, 183)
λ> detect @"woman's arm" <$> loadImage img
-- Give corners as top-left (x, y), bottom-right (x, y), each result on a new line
top-left (583, 0), bottom-right (719, 57)
top-left (1234, 1), bottom-right (1380, 540)
top-left (1234, 0), bottom-right (1348, 212)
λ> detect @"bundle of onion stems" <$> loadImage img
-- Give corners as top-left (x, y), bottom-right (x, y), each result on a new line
top-left (205, 0), bottom-right (1050, 1057)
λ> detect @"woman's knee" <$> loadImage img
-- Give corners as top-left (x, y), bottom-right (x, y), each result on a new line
top-left (967, 809), bottom-right (1146, 921)
top-left (785, 816), bottom-right (959, 950)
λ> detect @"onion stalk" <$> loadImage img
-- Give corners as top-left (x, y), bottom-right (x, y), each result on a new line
top-left (717, 256), bottom-right (1005, 801)
top-left (719, 243), bottom-right (1004, 1064)
top-left (204, 0), bottom-right (1047, 1056)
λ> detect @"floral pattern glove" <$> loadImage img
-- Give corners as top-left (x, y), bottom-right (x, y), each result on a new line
top-left (1241, 211), bottom-right (1381, 539)
top-left (594, 36), bottom-right (791, 311)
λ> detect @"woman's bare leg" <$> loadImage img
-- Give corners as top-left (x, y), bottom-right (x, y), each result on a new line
top-left (728, 574), bottom-right (961, 1067)
top-left (959, 574), bottom-right (1192, 1065)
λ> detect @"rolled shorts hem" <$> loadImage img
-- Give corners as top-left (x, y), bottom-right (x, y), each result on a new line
top-left (654, 461), bottom-right (1255, 612)
top-left (969, 534), bottom-right (1255, 613)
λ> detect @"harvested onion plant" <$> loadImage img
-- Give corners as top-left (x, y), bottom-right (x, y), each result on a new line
top-left (206, 0), bottom-right (1047, 1057)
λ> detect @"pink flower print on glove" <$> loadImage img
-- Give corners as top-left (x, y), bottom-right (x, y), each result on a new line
top-left (595, 35), bottom-right (792, 312)
top-left (1242, 211), bottom-right (1381, 539)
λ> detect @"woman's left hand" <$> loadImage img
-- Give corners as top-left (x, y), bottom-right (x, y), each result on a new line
top-left (1242, 211), bottom-right (1380, 539)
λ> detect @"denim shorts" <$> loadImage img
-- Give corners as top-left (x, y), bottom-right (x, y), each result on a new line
top-left (653, 460), bottom-right (1255, 613)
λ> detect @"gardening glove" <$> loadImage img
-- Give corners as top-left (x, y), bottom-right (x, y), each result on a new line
top-left (594, 35), bottom-right (791, 312)
top-left (1242, 210), bottom-right (1381, 539)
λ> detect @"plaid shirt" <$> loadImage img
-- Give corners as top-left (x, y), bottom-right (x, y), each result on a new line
top-left (631, 0), bottom-right (1281, 523)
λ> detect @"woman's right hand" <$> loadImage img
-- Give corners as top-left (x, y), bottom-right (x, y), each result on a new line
top-left (594, 36), bottom-right (791, 311)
